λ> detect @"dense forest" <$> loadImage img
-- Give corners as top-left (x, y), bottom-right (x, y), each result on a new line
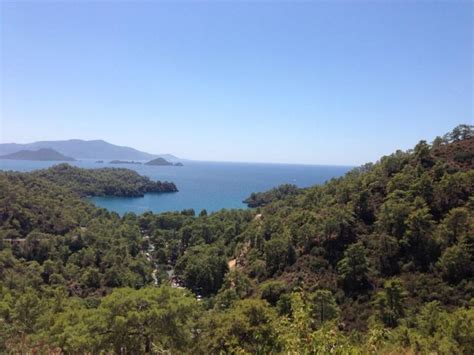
top-left (0, 125), bottom-right (473, 353)
top-left (243, 183), bottom-right (301, 207)
top-left (31, 163), bottom-right (178, 197)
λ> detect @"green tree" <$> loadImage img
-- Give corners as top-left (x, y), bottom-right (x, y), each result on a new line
top-left (259, 280), bottom-right (287, 306)
top-left (444, 124), bottom-right (474, 142)
top-left (337, 242), bottom-right (369, 293)
top-left (435, 207), bottom-right (471, 247)
top-left (376, 233), bottom-right (400, 276)
top-left (416, 301), bottom-right (443, 337)
top-left (47, 286), bottom-right (202, 353)
top-left (414, 140), bottom-right (434, 168)
top-left (175, 245), bottom-right (228, 296)
top-left (202, 299), bottom-right (278, 354)
top-left (402, 200), bottom-right (437, 269)
top-left (437, 244), bottom-right (473, 283)
top-left (214, 270), bottom-right (253, 309)
top-left (264, 236), bottom-right (296, 276)
top-left (373, 279), bottom-right (406, 327)
top-left (310, 289), bottom-right (340, 327)
top-left (276, 292), bottom-right (312, 353)
top-left (377, 194), bottom-right (412, 239)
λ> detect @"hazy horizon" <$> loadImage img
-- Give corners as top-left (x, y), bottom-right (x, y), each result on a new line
top-left (0, 137), bottom-right (358, 167)
top-left (1, 1), bottom-right (472, 165)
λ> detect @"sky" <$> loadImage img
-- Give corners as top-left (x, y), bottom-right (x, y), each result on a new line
top-left (0, 1), bottom-right (472, 165)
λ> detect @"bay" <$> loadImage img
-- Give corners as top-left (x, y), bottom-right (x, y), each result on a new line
top-left (0, 159), bottom-right (353, 214)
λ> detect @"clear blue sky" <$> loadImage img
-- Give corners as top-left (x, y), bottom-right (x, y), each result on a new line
top-left (1, 1), bottom-right (472, 165)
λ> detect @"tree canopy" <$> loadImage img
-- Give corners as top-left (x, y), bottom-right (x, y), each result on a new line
top-left (0, 125), bottom-right (473, 353)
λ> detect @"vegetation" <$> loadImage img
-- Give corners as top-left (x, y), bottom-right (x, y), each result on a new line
top-left (243, 183), bottom-right (301, 207)
top-left (0, 125), bottom-right (473, 353)
top-left (31, 163), bottom-right (178, 197)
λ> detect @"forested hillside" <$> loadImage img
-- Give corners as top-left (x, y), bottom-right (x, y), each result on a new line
top-left (0, 125), bottom-right (473, 353)
top-left (243, 183), bottom-right (301, 207)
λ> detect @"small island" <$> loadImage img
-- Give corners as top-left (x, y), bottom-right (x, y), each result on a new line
top-left (109, 160), bottom-right (143, 165)
top-left (0, 148), bottom-right (75, 161)
top-left (95, 160), bottom-right (104, 163)
top-left (145, 157), bottom-right (183, 166)
top-left (145, 157), bottom-right (172, 166)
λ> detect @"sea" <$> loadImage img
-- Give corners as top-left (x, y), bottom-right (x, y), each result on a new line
top-left (0, 159), bottom-right (353, 215)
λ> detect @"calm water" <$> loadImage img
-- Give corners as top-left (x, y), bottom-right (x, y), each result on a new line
top-left (0, 159), bottom-right (353, 214)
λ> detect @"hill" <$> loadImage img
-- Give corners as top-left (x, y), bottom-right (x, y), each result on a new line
top-left (0, 139), bottom-right (180, 161)
top-left (0, 148), bottom-right (75, 161)
top-left (0, 125), bottom-right (472, 354)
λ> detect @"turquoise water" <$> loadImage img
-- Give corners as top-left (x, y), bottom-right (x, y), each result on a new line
top-left (0, 159), bottom-right (353, 214)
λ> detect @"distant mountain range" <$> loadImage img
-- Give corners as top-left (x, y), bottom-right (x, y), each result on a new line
top-left (0, 139), bottom-right (180, 161)
top-left (0, 148), bottom-right (75, 161)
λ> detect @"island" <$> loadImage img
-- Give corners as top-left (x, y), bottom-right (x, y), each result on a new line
top-left (109, 160), bottom-right (143, 165)
top-left (95, 160), bottom-right (104, 163)
top-left (145, 157), bottom-right (184, 166)
top-left (145, 157), bottom-right (173, 166)
top-left (0, 148), bottom-right (75, 161)
top-left (32, 163), bottom-right (178, 197)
